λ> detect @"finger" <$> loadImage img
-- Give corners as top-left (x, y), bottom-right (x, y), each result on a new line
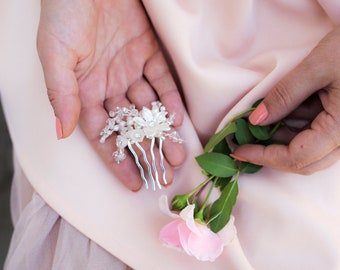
top-left (144, 51), bottom-right (185, 127)
top-left (127, 78), bottom-right (185, 167)
top-left (129, 138), bottom-right (175, 187)
top-left (162, 137), bottom-right (185, 168)
top-left (37, 33), bottom-right (81, 139)
top-left (81, 95), bottom-right (180, 190)
top-left (127, 78), bottom-right (158, 108)
top-left (295, 147), bottom-right (340, 175)
top-left (232, 115), bottom-right (340, 173)
top-left (249, 32), bottom-right (333, 126)
top-left (80, 101), bottom-right (178, 190)
top-left (285, 93), bottom-right (322, 121)
top-left (79, 103), bottom-right (143, 191)
top-left (106, 93), bottom-right (185, 172)
top-left (104, 95), bottom-right (131, 113)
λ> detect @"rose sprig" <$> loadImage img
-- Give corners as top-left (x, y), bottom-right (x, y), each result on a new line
top-left (170, 99), bottom-right (284, 233)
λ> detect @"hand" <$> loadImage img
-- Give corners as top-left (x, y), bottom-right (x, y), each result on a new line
top-left (232, 26), bottom-right (340, 175)
top-left (37, 0), bottom-right (185, 190)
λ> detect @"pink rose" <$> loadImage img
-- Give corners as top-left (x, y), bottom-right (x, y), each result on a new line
top-left (159, 195), bottom-right (236, 262)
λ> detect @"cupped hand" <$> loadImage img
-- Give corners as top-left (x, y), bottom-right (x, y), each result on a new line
top-left (37, 0), bottom-right (185, 190)
top-left (233, 26), bottom-right (340, 174)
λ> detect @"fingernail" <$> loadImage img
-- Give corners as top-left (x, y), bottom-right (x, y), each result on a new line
top-left (230, 153), bottom-right (249, 162)
top-left (55, 117), bottom-right (63, 140)
top-left (249, 102), bottom-right (268, 125)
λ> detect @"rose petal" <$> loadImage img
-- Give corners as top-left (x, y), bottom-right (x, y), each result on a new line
top-left (177, 222), bottom-right (193, 255)
top-left (159, 195), bottom-right (179, 219)
top-left (186, 223), bottom-right (224, 262)
top-left (179, 205), bottom-right (201, 235)
top-left (159, 200), bottom-right (234, 262)
top-left (159, 219), bottom-right (184, 249)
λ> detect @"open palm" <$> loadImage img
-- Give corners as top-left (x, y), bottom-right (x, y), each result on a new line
top-left (38, 0), bottom-right (185, 190)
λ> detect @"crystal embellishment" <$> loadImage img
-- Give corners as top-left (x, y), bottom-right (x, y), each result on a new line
top-left (100, 101), bottom-right (183, 190)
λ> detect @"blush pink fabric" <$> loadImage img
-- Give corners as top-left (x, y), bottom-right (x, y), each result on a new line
top-left (1, 0), bottom-right (340, 269)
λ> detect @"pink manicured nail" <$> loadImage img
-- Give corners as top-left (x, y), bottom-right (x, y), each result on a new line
top-left (55, 117), bottom-right (63, 140)
top-left (249, 102), bottom-right (268, 125)
top-left (230, 154), bottom-right (249, 162)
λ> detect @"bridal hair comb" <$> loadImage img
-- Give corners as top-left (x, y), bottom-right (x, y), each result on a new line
top-left (100, 101), bottom-right (183, 190)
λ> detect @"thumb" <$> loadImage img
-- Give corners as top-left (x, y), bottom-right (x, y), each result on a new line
top-left (249, 40), bottom-right (331, 126)
top-left (37, 37), bottom-right (81, 139)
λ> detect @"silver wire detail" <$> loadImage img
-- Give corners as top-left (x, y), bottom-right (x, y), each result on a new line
top-left (100, 101), bottom-right (183, 191)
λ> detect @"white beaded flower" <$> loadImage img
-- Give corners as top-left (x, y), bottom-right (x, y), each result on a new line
top-left (100, 101), bottom-right (183, 190)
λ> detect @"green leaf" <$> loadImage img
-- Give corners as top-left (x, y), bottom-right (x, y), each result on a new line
top-left (195, 152), bottom-right (238, 177)
top-left (204, 122), bottom-right (237, 152)
top-left (208, 180), bottom-right (239, 233)
top-left (213, 138), bottom-right (231, 155)
top-left (251, 98), bottom-right (264, 109)
top-left (235, 118), bottom-right (255, 145)
top-left (203, 204), bottom-right (212, 221)
top-left (215, 177), bottom-right (233, 191)
top-left (248, 122), bottom-right (272, 140)
top-left (239, 162), bottom-right (262, 174)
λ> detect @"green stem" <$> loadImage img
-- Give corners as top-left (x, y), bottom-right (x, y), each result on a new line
top-left (230, 107), bottom-right (255, 123)
top-left (234, 169), bottom-right (240, 181)
top-left (269, 120), bottom-right (283, 137)
top-left (188, 175), bottom-right (214, 198)
top-left (195, 176), bottom-right (218, 221)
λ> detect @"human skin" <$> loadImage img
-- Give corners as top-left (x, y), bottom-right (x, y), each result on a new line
top-left (233, 26), bottom-right (340, 175)
top-left (38, 1), bottom-right (340, 187)
top-left (37, 0), bottom-right (185, 191)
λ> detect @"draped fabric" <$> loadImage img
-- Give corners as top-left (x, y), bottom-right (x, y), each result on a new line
top-left (5, 157), bottom-right (129, 270)
top-left (1, 0), bottom-right (340, 269)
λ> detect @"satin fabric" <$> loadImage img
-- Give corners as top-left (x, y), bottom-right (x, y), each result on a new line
top-left (1, 0), bottom-right (340, 269)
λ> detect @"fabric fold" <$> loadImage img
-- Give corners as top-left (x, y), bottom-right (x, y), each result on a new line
top-left (1, 0), bottom-right (340, 269)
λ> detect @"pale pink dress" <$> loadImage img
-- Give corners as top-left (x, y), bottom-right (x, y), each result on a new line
top-left (1, 0), bottom-right (340, 269)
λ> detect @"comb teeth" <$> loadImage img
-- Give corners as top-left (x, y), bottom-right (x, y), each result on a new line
top-left (100, 102), bottom-right (183, 191)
